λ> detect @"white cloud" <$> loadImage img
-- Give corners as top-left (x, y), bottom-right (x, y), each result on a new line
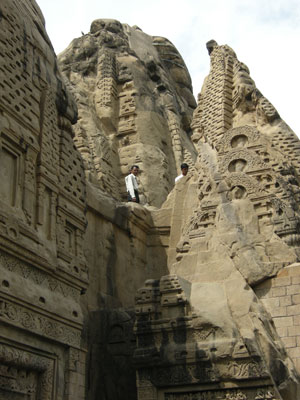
top-left (37, 0), bottom-right (300, 136)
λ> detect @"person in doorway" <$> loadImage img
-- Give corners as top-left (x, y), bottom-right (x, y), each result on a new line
top-left (125, 165), bottom-right (140, 203)
top-left (175, 163), bottom-right (189, 183)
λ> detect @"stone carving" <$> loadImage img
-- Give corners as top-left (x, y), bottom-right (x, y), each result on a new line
top-left (0, 251), bottom-right (78, 300)
top-left (0, 298), bottom-right (81, 347)
top-left (134, 276), bottom-right (274, 397)
top-left (0, 1), bottom-right (88, 399)
top-left (163, 388), bottom-right (279, 400)
top-left (135, 40), bottom-right (300, 400)
top-left (0, 342), bottom-right (54, 400)
top-left (58, 18), bottom-right (197, 207)
top-left (2, 1), bottom-right (300, 399)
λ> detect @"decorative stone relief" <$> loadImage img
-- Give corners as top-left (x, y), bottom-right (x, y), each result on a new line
top-left (3, 1), bottom-right (300, 399)
top-left (0, 343), bottom-right (55, 400)
top-left (0, 2), bottom-right (88, 399)
top-left (0, 298), bottom-right (81, 347)
top-left (58, 18), bottom-right (197, 207)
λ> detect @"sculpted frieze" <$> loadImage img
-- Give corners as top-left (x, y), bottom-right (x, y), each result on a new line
top-left (0, 298), bottom-right (81, 347)
top-left (254, 389), bottom-right (276, 399)
top-left (225, 173), bottom-right (263, 197)
top-left (223, 360), bottom-right (267, 380)
top-left (192, 327), bottom-right (215, 342)
top-left (0, 343), bottom-right (51, 371)
top-left (151, 364), bottom-right (217, 387)
top-left (138, 347), bottom-right (267, 385)
top-left (67, 347), bottom-right (80, 372)
top-left (216, 126), bottom-right (261, 153)
top-left (220, 149), bottom-right (268, 175)
top-left (0, 342), bottom-right (54, 400)
top-left (0, 366), bottom-right (38, 398)
top-left (3, 0), bottom-right (300, 396)
top-left (0, 251), bottom-right (79, 300)
top-left (163, 388), bottom-right (278, 400)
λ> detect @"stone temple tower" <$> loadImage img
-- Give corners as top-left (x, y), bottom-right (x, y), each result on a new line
top-left (134, 41), bottom-right (300, 400)
top-left (2, 0), bottom-right (300, 399)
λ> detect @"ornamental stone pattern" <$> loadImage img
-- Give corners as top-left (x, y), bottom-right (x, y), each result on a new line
top-left (1, 1), bottom-right (300, 400)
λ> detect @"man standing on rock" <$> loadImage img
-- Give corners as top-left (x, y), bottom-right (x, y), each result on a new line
top-left (125, 165), bottom-right (140, 203)
top-left (175, 163), bottom-right (189, 183)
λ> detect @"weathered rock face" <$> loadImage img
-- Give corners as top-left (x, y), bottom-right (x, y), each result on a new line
top-left (58, 19), bottom-right (197, 207)
top-left (2, 1), bottom-right (300, 400)
top-left (0, 0), bottom-right (88, 398)
top-left (0, 3), bottom-right (174, 400)
top-left (135, 41), bottom-right (300, 399)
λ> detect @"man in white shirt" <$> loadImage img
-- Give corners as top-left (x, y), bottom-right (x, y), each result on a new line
top-left (175, 163), bottom-right (189, 183)
top-left (125, 165), bottom-right (140, 203)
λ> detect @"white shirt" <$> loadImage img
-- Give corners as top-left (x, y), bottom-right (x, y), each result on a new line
top-left (125, 173), bottom-right (139, 198)
top-left (175, 174), bottom-right (184, 183)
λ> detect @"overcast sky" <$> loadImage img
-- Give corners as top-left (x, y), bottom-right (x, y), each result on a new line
top-left (37, 0), bottom-right (300, 136)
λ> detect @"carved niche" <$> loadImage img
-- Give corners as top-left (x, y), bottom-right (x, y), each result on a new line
top-left (134, 276), bottom-right (277, 400)
top-left (0, 342), bottom-right (56, 400)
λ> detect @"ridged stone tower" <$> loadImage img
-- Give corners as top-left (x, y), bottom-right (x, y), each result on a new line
top-left (2, 1), bottom-right (300, 399)
top-left (134, 41), bottom-right (300, 400)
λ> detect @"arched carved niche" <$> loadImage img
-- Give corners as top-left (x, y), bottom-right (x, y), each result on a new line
top-left (231, 134), bottom-right (248, 148)
top-left (216, 125), bottom-right (261, 153)
top-left (220, 148), bottom-right (267, 174)
top-left (228, 159), bottom-right (247, 173)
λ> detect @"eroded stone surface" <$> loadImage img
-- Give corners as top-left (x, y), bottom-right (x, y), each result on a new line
top-left (135, 42), bottom-right (300, 400)
top-left (58, 19), bottom-right (197, 207)
top-left (0, 0), bottom-right (87, 399)
top-left (2, 1), bottom-right (300, 399)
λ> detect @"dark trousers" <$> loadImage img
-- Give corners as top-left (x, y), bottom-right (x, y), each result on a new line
top-left (128, 190), bottom-right (140, 203)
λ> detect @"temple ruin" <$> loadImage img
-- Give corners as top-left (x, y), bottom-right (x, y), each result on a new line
top-left (1, 1), bottom-right (300, 399)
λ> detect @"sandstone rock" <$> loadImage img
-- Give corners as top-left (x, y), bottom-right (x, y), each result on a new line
top-left (0, 1), bottom-right (88, 398)
top-left (2, 1), bottom-right (300, 399)
top-left (135, 42), bottom-right (300, 399)
top-left (58, 19), bottom-right (197, 208)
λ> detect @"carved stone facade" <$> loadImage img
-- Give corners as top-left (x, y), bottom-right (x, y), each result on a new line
top-left (58, 19), bottom-right (197, 207)
top-left (134, 276), bottom-right (282, 400)
top-left (0, 1), bottom-right (87, 399)
top-left (139, 41), bottom-right (300, 400)
top-left (2, 1), bottom-right (300, 400)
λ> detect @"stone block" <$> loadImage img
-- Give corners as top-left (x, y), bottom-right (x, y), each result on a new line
top-left (287, 347), bottom-right (300, 358)
top-left (287, 285), bottom-right (300, 295)
top-left (261, 297), bottom-right (280, 310)
top-left (285, 265), bottom-right (300, 276)
top-left (294, 357), bottom-right (300, 373)
top-left (288, 325), bottom-right (300, 336)
top-left (281, 336), bottom-right (296, 348)
top-left (270, 306), bottom-right (287, 317)
top-left (277, 269), bottom-right (289, 277)
top-left (292, 276), bottom-right (300, 285)
top-left (273, 316), bottom-right (293, 328)
top-left (280, 296), bottom-right (292, 307)
top-left (272, 276), bottom-right (291, 287)
top-left (287, 304), bottom-right (300, 316)
top-left (292, 294), bottom-right (300, 305)
top-left (271, 287), bottom-right (286, 297)
top-left (275, 326), bottom-right (288, 337)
